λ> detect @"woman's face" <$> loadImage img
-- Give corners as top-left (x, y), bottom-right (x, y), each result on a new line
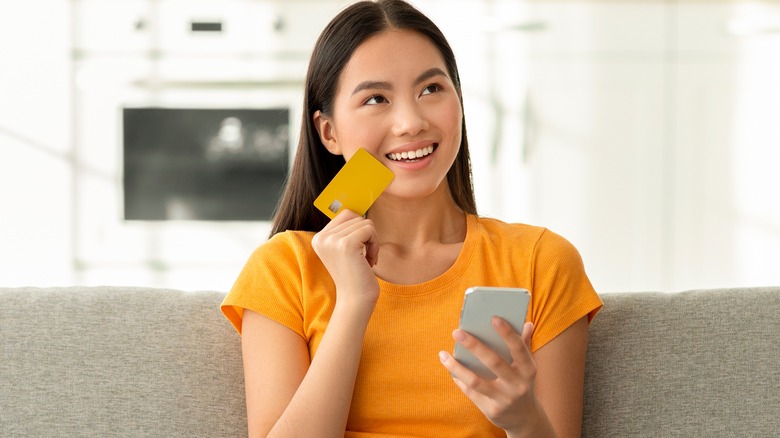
top-left (315, 29), bottom-right (463, 202)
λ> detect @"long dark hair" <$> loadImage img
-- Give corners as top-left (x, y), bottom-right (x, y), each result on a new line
top-left (270, 0), bottom-right (476, 236)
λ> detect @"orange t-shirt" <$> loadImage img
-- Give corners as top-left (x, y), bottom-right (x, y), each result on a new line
top-left (221, 214), bottom-right (602, 437)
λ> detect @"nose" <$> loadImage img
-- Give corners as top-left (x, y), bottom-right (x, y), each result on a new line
top-left (391, 100), bottom-right (429, 137)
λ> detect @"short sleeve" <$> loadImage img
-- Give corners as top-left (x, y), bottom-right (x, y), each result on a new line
top-left (528, 229), bottom-right (603, 352)
top-left (220, 232), bottom-right (307, 337)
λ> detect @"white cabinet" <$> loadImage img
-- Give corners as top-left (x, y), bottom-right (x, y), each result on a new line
top-left (491, 1), bottom-right (780, 293)
top-left (523, 59), bottom-right (667, 293)
top-left (75, 0), bottom-right (152, 52)
top-left (672, 3), bottom-right (780, 290)
top-left (487, 2), bottom-right (668, 293)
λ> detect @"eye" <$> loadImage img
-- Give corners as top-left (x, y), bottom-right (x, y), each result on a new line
top-left (421, 83), bottom-right (442, 96)
top-left (364, 94), bottom-right (388, 105)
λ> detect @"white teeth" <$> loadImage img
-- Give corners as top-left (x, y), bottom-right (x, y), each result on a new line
top-left (388, 145), bottom-right (435, 161)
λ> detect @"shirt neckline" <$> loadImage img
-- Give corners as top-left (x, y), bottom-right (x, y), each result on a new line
top-left (377, 214), bottom-right (478, 297)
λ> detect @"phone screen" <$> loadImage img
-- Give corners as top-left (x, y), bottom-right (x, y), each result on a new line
top-left (453, 286), bottom-right (530, 379)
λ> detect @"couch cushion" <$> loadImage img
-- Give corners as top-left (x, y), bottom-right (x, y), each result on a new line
top-left (0, 286), bottom-right (246, 437)
top-left (583, 287), bottom-right (780, 437)
top-left (4, 286), bottom-right (779, 437)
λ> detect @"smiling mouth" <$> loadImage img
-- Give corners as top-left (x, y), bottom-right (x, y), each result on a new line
top-left (386, 144), bottom-right (437, 162)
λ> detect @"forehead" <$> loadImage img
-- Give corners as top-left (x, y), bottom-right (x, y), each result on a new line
top-left (338, 29), bottom-right (449, 87)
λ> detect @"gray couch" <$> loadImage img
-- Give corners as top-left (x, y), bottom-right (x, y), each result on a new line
top-left (2, 286), bottom-right (779, 437)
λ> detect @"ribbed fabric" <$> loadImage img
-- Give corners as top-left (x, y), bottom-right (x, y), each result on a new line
top-left (221, 214), bottom-right (602, 436)
top-left (1, 287), bottom-right (248, 437)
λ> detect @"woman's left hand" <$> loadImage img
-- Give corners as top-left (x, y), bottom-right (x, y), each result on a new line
top-left (439, 318), bottom-right (545, 435)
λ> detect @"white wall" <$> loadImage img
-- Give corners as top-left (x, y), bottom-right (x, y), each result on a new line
top-left (1, 0), bottom-right (779, 293)
top-left (0, 0), bottom-right (74, 286)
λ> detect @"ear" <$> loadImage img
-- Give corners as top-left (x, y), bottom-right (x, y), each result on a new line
top-left (313, 110), bottom-right (342, 156)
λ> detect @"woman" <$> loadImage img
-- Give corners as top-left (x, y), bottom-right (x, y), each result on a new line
top-left (221, 1), bottom-right (602, 436)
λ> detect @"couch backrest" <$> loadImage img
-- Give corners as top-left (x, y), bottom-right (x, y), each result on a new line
top-left (583, 287), bottom-right (780, 437)
top-left (3, 286), bottom-right (779, 437)
top-left (1, 287), bottom-right (247, 437)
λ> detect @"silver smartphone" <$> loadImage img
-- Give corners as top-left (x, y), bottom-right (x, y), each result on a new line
top-left (453, 286), bottom-right (531, 379)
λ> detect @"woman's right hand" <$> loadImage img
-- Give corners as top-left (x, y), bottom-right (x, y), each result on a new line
top-left (311, 209), bottom-right (381, 310)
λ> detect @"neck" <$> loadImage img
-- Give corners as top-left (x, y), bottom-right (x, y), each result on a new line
top-left (367, 189), bottom-right (467, 248)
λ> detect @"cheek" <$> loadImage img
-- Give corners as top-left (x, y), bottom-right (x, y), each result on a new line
top-left (343, 122), bottom-right (378, 145)
top-left (442, 101), bottom-right (463, 142)
top-left (331, 110), bottom-right (365, 138)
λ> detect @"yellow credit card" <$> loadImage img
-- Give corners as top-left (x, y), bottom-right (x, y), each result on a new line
top-left (313, 148), bottom-right (395, 219)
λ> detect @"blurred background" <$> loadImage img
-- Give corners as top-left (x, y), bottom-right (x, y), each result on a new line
top-left (1, 0), bottom-right (779, 293)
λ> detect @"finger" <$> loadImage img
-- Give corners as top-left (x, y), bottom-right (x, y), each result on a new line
top-left (336, 220), bottom-right (379, 255)
top-left (440, 349), bottom-right (518, 418)
top-left (312, 215), bottom-right (362, 252)
top-left (490, 318), bottom-right (536, 379)
top-left (364, 234), bottom-right (380, 267)
top-left (322, 209), bottom-right (362, 230)
top-left (438, 349), bottom-right (493, 393)
top-left (352, 218), bottom-right (380, 267)
top-left (521, 321), bottom-right (534, 349)
top-left (318, 212), bottom-right (373, 244)
top-left (450, 373), bottom-right (492, 406)
top-left (318, 214), bottom-right (380, 266)
top-left (450, 329), bottom-right (513, 383)
top-left (491, 317), bottom-right (531, 355)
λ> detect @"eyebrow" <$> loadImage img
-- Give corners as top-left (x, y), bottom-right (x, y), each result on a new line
top-left (351, 67), bottom-right (448, 96)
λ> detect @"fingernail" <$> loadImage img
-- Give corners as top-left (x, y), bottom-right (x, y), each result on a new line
top-left (452, 330), bottom-right (466, 342)
top-left (438, 351), bottom-right (448, 363)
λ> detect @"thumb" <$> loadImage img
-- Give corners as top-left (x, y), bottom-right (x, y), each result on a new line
top-left (364, 238), bottom-right (380, 267)
top-left (521, 322), bottom-right (534, 349)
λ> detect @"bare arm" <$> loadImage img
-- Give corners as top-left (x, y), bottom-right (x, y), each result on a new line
top-left (242, 304), bottom-right (372, 437)
top-left (531, 316), bottom-right (589, 438)
top-left (241, 310), bottom-right (308, 436)
top-left (242, 210), bottom-right (380, 437)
